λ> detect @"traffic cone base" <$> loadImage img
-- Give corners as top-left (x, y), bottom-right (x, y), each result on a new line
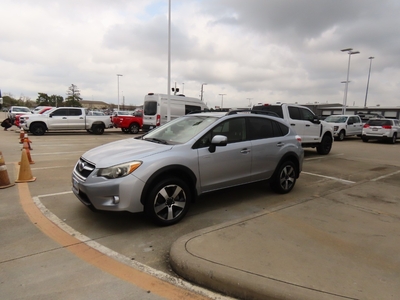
top-left (16, 149), bottom-right (36, 183)
top-left (0, 152), bottom-right (15, 189)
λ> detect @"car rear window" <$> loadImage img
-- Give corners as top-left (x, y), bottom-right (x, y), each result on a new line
top-left (368, 119), bottom-right (392, 126)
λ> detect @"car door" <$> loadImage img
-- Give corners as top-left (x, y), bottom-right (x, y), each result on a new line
top-left (67, 108), bottom-right (86, 129)
top-left (197, 117), bottom-right (252, 193)
top-left (247, 117), bottom-right (288, 181)
top-left (288, 106), bottom-right (320, 143)
top-left (347, 116), bottom-right (363, 136)
top-left (49, 108), bottom-right (70, 129)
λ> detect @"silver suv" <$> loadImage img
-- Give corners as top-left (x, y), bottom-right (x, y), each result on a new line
top-left (72, 110), bottom-right (304, 226)
top-left (362, 118), bottom-right (400, 144)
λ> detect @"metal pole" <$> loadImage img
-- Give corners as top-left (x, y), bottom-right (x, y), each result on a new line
top-left (167, 0), bottom-right (171, 122)
top-left (341, 48), bottom-right (359, 114)
top-left (219, 94), bottom-right (226, 108)
top-left (201, 83), bottom-right (207, 101)
top-left (117, 74), bottom-right (122, 111)
top-left (364, 57), bottom-right (374, 108)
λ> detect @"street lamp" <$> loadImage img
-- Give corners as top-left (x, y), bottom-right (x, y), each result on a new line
top-left (117, 74), bottom-right (123, 111)
top-left (200, 83), bottom-right (207, 101)
top-left (341, 48), bottom-right (359, 114)
top-left (219, 93), bottom-right (226, 108)
top-left (364, 56), bottom-right (374, 108)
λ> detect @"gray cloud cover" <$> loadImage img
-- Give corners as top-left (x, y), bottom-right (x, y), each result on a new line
top-left (1, 0), bottom-right (399, 109)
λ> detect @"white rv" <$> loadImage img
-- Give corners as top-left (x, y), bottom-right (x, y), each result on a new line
top-left (142, 93), bottom-right (208, 131)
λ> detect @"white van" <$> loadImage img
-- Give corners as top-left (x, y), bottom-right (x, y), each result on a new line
top-left (142, 93), bottom-right (208, 131)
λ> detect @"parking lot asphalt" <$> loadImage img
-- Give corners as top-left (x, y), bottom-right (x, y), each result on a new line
top-left (1, 115), bottom-right (400, 300)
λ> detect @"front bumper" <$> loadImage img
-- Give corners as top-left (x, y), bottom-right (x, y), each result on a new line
top-left (72, 167), bottom-right (145, 213)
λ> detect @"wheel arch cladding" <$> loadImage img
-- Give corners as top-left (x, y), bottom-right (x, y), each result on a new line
top-left (140, 165), bottom-right (198, 206)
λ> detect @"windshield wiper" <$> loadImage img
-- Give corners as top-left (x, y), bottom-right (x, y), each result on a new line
top-left (144, 138), bottom-right (168, 144)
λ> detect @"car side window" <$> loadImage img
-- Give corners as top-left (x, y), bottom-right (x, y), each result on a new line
top-left (195, 118), bottom-right (246, 148)
top-left (300, 108), bottom-right (315, 122)
top-left (288, 107), bottom-right (301, 120)
top-left (51, 109), bottom-right (69, 116)
top-left (69, 109), bottom-right (83, 116)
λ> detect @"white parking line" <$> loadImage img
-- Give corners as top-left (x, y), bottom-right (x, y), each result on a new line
top-left (302, 171), bottom-right (355, 185)
top-left (32, 151), bottom-right (83, 156)
top-left (304, 153), bottom-right (344, 161)
top-left (371, 170), bottom-right (400, 182)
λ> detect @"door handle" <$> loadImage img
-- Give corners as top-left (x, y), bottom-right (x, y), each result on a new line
top-left (240, 148), bottom-right (251, 154)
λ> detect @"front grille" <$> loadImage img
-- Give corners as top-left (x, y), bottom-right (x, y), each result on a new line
top-left (74, 157), bottom-right (96, 180)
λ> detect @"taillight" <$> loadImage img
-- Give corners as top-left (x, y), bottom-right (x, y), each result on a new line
top-left (363, 124), bottom-right (370, 128)
top-left (156, 114), bottom-right (161, 126)
top-left (382, 125), bottom-right (392, 129)
top-left (295, 135), bottom-right (302, 142)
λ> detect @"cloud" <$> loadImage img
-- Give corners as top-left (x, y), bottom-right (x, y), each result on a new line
top-left (1, 0), bottom-right (399, 108)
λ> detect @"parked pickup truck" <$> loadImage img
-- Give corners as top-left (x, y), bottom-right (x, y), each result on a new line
top-left (252, 103), bottom-right (334, 154)
top-left (324, 114), bottom-right (363, 141)
top-left (111, 110), bottom-right (143, 134)
top-left (20, 107), bottom-right (113, 135)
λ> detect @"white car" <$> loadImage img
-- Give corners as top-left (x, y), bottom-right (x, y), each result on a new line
top-left (7, 106), bottom-right (32, 122)
top-left (362, 118), bottom-right (400, 144)
top-left (324, 115), bottom-right (363, 141)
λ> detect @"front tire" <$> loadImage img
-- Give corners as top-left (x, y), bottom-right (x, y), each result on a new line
top-left (30, 123), bottom-right (46, 136)
top-left (270, 161), bottom-right (297, 194)
top-left (145, 177), bottom-right (191, 226)
top-left (338, 130), bottom-right (345, 141)
top-left (316, 134), bottom-right (333, 155)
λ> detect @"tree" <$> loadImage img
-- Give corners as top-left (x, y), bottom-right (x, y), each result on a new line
top-left (36, 93), bottom-right (51, 105)
top-left (65, 84), bottom-right (82, 107)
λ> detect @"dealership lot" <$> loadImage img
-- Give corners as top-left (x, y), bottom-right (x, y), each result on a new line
top-left (1, 118), bottom-right (400, 298)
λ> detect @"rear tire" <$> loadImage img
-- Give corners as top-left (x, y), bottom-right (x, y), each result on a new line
top-left (390, 133), bottom-right (397, 144)
top-left (92, 124), bottom-right (104, 135)
top-left (316, 135), bottom-right (332, 155)
top-left (362, 136), bottom-right (369, 143)
top-left (145, 177), bottom-right (191, 226)
top-left (129, 123), bottom-right (140, 134)
top-left (270, 161), bottom-right (297, 194)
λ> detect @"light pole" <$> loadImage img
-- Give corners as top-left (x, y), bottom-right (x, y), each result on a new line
top-left (341, 48), bottom-right (359, 114)
top-left (364, 56), bottom-right (374, 108)
top-left (200, 83), bottom-right (207, 101)
top-left (219, 93), bottom-right (226, 108)
top-left (117, 74), bottom-right (123, 111)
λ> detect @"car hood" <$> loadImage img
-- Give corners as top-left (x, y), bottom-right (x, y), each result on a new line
top-left (81, 138), bottom-right (172, 168)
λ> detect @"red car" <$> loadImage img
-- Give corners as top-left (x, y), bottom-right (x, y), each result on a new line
top-left (15, 106), bottom-right (53, 127)
top-left (111, 110), bottom-right (143, 134)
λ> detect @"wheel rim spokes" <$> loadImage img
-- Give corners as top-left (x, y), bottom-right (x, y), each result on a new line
top-left (280, 166), bottom-right (295, 190)
top-left (154, 185), bottom-right (186, 220)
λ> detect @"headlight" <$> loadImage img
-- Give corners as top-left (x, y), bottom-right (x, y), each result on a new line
top-left (97, 161), bottom-right (142, 179)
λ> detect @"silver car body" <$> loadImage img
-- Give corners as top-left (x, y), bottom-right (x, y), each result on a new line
top-left (72, 111), bottom-right (304, 224)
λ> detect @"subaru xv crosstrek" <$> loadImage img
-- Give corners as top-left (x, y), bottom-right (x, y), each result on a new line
top-left (72, 110), bottom-right (304, 226)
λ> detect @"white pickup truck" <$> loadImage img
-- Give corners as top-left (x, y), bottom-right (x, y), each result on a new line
top-left (252, 103), bottom-right (334, 154)
top-left (20, 107), bottom-right (113, 135)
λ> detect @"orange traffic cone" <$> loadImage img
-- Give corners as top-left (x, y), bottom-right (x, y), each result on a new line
top-left (15, 149), bottom-right (36, 183)
top-left (19, 135), bottom-right (34, 164)
top-left (0, 151), bottom-right (15, 189)
top-left (19, 127), bottom-right (25, 144)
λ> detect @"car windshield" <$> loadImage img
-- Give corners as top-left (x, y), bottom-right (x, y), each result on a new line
top-left (14, 107), bottom-right (31, 112)
top-left (143, 115), bottom-right (219, 144)
top-left (325, 116), bottom-right (347, 123)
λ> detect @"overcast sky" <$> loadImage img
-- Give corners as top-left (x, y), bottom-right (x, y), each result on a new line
top-left (1, 0), bottom-right (400, 109)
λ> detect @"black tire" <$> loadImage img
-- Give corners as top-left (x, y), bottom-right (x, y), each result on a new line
top-left (121, 128), bottom-right (129, 133)
top-left (91, 124), bottom-right (104, 135)
top-left (390, 133), bottom-right (397, 144)
top-left (338, 130), bottom-right (345, 141)
top-left (362, 136), bottom-right (369, 143)
top-left (30, 123), bottom-right (46, 136)
top-left (270, 161), bottom-right (297, 194)
top-left (129, 123), bottom-right (140, 134)
top-left (145, 177), bottom-right (191, 226)
top-left (316, 134), bottom-right (332, 155)
top-left (86, 129), bottom-right (92, 133)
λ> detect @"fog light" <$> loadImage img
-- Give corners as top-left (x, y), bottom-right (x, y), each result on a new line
top-left (113, 196), bottom-right (120, 204)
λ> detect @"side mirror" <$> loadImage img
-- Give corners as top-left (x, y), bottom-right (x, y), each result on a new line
top-left (312, 116), bottom-right (320, 124)
top-left (209, 135), bottom-right (228, 153)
